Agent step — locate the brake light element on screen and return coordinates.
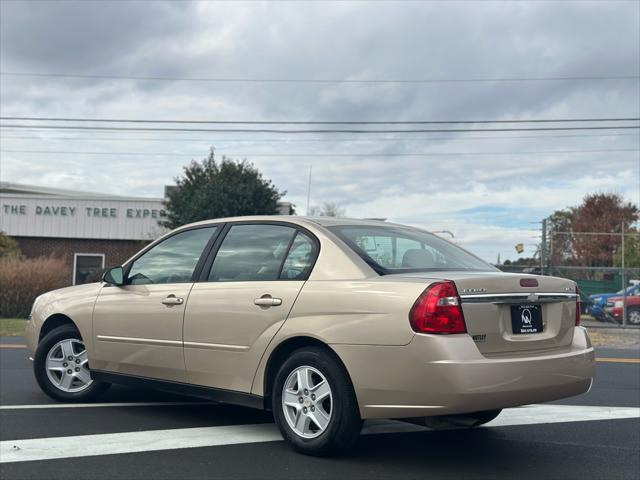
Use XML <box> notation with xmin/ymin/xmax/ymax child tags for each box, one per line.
<box><xmin>575</xmin><ymin>285</ymin><xmax>581</xmax><ymax>326</ymax></box>
<box><xmin>409</xmin><ymin>281</ymin><xmax>467</xmax><ymax>334</ymax></box>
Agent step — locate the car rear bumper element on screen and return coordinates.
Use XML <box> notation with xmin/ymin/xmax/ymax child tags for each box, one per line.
<box><xmin>332</xmin><ymin>326</ymin><xmax>594</xmax><ymax>419</ymax></box>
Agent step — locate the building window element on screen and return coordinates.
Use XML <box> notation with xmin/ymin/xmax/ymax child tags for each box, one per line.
<box><xmin>73</xmin><ymin>254</ymin><xmax>105</xmax><ymax>285</ymax></box>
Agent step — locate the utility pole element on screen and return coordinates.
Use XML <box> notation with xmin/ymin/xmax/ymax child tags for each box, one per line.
<box><xmin>622</xmin><ymin>223</ymin><xmax>627</xmax><ymax>326</ymax></box>
<box><xmin>541</xmin><ymin>218</ymin><xmax>547</xmax><ymax>276</ymax></box>
<box><xmin>549</xmin><ymin>233</ymin><xmax>554</xmax><ymax>277</ymax></box>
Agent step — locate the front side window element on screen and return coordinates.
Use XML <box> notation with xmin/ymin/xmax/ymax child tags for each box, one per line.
<box><xmin>208</xmin><ymin>224</ymin><xmax>300</xmax><ymax>282</ymax></box>
<box><xmin>127</xmin><ymin>227</ymin><xmax>217</xmax><ymax>285</ymax></box>
<box><xmin>329</xmin><ymin>224</ymin><xmax>496</xmax><ymax>274</ymax></box>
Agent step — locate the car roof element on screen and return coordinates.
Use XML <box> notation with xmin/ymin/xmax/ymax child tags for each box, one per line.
<box><xmin>180</xmin><ymin>215</ymin><xmax>391</xmax><ymax>230</ymax></box>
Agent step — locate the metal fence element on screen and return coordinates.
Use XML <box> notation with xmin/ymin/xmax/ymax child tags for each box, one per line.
<box><xmin>497</xmin><ymin>224</ymin><xmax>640</xmax><ymax>327</ymax></box>
<box><xmin>496</xmin><ymin>263</ymin><xmax>640</xmax><ymax>326</ymax></box>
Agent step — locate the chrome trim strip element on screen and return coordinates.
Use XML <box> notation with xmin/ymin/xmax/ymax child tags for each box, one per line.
<box><xmin>95</xmin><ymin>336</ymin><xmax>250</xmax><ymax>351</ymax></box>
<box><xmin>460</xmin><ymin>292</ymin><xmax>578</xmax><ymax>298</ymax></box>
<box><xmin>460</xmin><ymin>292</ymin><xmax>577</xmax><ymax>304</ymax></box>
<box><xmin>364</xmin><ymin>405</ymin><xmax>444</xmax><ymax>409</ymax></box>
<box><xmin>96</xmin><ymin>335</ymin><xmax>182</xmax><ymax>347</ymax></box>
<box><xmin>537</xmin><ymin>293</ymin><xmax>578</xmax><ymax>297</ymax></box>
<box><xmin>183</xmin><ymin>341</ymin><xmax>250</xmax><ymax>351</ymax></box>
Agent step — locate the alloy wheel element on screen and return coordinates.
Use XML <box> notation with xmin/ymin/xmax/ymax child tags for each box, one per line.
<box><xmin>282</xmin><ymin>365</ymin><xmax>333</xmax><ymax>438</ymax></box>
<box><xmin>45</xmin><ymin>338</ymin><xmax>93</xmax><ymax>392</ymax></box>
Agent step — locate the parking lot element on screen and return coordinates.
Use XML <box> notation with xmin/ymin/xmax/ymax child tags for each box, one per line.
<box><xmin>0</xmin><ymin>335</ymin><xmax>638</xmax><ymax>480</ymax></box>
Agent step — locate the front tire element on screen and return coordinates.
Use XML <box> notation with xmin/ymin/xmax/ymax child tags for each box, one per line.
<box><xmin>272</xmin><ymin>346</ymin><xmax>362</xmax><ymax>456</ymax></box>
<box><xmin>34</xmin><ymin>324</ymin><xmax>109</xmax><ymax>402</ymax></box>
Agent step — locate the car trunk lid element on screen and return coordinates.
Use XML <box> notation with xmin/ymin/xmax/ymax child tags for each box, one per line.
<box><xmin>390</xmin><ymin>271</ymin><xmax>577</xmax><ymax>355</ymax></box>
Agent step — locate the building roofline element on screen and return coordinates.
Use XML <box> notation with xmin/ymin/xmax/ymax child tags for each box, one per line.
<box><xmin>0</xmin><ymin>182</ymin><xmax>164</xmax><ymax>201</ymax></box>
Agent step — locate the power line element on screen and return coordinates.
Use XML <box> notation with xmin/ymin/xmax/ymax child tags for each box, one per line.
<box><xmin>1</xmin><ymin>72</ymin><xmax>638</xmax><ymax>84</ymax></box>
<box><xmin>2</xmin><ymin>116</ymin><xmax>638</xmax><ymax>125</ymax></box>
<box><xmin>2</xmin><ymin>132</ymin><xmax>638</xmax><ymax>143</ymax></box>
<box><xmin>1</xmin><ymin>124</ymin><xmax>638</xmax><ymax>134</ymax></box>
<box><xmin>2</xmin><ymin>148</ymin><xmax>637</xmax><ymax>157</ymax></box>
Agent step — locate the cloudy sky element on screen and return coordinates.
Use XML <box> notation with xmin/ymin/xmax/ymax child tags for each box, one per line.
<box><xmin>1</xmin><ymin>0</ymin><xmax>639</xmax><ymax>262</ymax></box>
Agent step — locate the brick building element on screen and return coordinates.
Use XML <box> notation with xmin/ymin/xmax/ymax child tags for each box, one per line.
<box><xmin>1</xmin><ymin>182</ymin><xmax>294</xmax><ymax>286</ymax></box>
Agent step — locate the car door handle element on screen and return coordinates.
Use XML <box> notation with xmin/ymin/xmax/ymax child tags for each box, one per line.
<box><xmin>162</xmin><ymin>295</ymin><xmax>184</xmax><ymax>306</ymax></box>
<box><xmin>254</xmin><ymin>296</ymin><xmax>282</xmax><ymax>307</ymax></box>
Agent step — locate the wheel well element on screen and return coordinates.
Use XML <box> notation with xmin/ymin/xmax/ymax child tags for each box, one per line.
<box><xmin>39</xmin><ymin>314</ymin><xmax>78</xmax><ymax>342</ymax></box>
<box><xmin>262</xmin><ymin>336</ymin><xmax>350</xmax><ymax>409</ymax></box>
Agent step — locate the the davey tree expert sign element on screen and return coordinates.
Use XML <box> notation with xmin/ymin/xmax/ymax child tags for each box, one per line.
<box><xmin>2</xmin><ymin>203</ymin><xmax>166</xmax><ymax>219</ymax></box>
<box><xmin>0</xmin><ymin>194</ymin><xmax>168</xmax><ymax>240</ymax></box>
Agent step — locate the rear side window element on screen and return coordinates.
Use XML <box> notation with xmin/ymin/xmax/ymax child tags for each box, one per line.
<box><xmin>280</xmin><ymin>232</ymin><xmax>315</xmax><ymax>280</ymax></box>
<box><xmin>208</xmin><ymin>224</ymin><xmax>297</xmax><ymax>282</ymax></box>
<box><xmin>329</xmin><ymin>224</ymin><xmax>496</xmax><ymax>274</ymax></box>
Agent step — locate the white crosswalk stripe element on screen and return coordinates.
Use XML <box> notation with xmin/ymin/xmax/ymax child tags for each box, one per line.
<box><xmin>1</xmin><ymin>404</ymin><xmax>638</xmax><ymax>464</ymax></box>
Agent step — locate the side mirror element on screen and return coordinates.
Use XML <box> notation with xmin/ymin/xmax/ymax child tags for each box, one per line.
<box><xmin>102</xmin><ymin>266</ymin><xmax>124</xmax><ymax>286</ymax></box>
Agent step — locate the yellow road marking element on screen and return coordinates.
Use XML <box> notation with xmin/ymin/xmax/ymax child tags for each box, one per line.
<box><xmin>0</xmin><ymin>344</ymin><xmax>27</xmax><ymax>349</ymax></box>
<box><xmin>596</xmin><ymin>357</ymin><xmax>640</xmax><ymax>364</ymax></box>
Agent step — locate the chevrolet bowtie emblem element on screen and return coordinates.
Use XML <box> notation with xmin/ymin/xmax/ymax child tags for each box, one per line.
<box><xmin>527</xmin><ymin>293</ymin><xmax>539</xmax><ymax>302</ymax></box>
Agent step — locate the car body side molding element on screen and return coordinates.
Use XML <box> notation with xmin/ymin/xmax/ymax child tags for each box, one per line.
<box><xmin>91</xmin><ymin>370</ymin><xmax>266</xmax><ymax>411</ymax></box>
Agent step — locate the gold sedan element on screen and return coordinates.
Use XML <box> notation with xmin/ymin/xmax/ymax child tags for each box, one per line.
<box><xmin>26</xmin><ymin>216</ymin><xmax>594</xmax><ymax>456</ymax></box>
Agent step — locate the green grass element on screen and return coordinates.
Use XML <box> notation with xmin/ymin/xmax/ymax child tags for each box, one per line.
<box><xmin>0</xmin><ymin>318</ymin><xmax>27</xmax><ymax>337</ymax></box>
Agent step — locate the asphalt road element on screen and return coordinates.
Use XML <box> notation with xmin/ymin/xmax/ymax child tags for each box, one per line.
<box><xmin>0</xmin><ymin>337</ymin><xmax>638</xmax><ymax>480</ymax></box>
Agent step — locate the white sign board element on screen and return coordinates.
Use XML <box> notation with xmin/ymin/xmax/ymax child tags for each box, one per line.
<box><xmin>0</xmin><ymin>194</ymin><xmax>168</xmax><ymax>240</ymax></box>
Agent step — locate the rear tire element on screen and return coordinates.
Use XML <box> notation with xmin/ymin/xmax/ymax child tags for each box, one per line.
<box><xmin>272</xmin><ymin>346</ymin><xmax>363</xmax><ymax>456</ymax></box>
<box><xmin>420</xmin><ymin>409</ymin><xmax>502</xmax><ymax>429</ymax></box>
<box><xmin>34</xmin><ymin>324</ymin><xmax>110</xmax><ymax>402</ymax></box>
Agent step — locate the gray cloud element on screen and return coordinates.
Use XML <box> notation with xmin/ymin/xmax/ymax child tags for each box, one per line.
<box><xmin>1</xmin><ymin>0</ymin><xmax>638</xmax><ymax>261</ymax></box>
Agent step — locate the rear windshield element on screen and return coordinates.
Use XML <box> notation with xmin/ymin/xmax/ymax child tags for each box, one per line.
<box><xmin>328</xmin><ymin>224</ymin><xmax>497</xmax><ymax>274</ymax></box>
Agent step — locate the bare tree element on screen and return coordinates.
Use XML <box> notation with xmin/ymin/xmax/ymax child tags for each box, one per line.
<box><xmin>308</xmin><ymin>202</ymin><xmax>346</xmax><ymax>217</ymax></box>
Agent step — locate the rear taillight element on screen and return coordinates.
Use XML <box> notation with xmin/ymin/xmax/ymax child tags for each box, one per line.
<box><xmin>409</xmin><ymin>281</ymin><xmax>467</xmax><ymax>334</ymax></box>
<box><xmin>575</xmin><ymin>285</ymin><xmax>581</xmax><ymax>326</ymax></box>
<box><xmin>520</xmin><ymin>278</ymin><xmax>539</xmax><ymax>287</ymax></box>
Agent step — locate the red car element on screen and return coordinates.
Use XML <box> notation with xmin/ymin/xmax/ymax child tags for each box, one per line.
<box><xmin>604</xmin><ymin>294</ymin><xmax>640</xmax><ymax>324</ymax></box>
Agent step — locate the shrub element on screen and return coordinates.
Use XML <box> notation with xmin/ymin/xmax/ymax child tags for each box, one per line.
<box><xmin>0</xmin><ymin>232</ymin><xmax>21</xmax><ymax>258</ymax></box>
<box><xmin>0</xmin><ymin>256</ymin><xmax>69</xmax><ymax>318</ymax></box>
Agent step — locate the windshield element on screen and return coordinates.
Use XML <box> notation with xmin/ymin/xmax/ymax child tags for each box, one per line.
<box><xmin>328</xmin><ymin>224</ymin><xmax>498</xmax><ymax>274</ymax></box>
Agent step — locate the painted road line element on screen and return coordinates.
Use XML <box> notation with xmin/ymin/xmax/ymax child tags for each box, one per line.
<box><xmin>489</xmin><ymin>404</ymin><xmax>640</xmax><ymax>428</ymax></box>
<box><xmin>1</xmin><ymin>404</ymin><xmax>638</xmax><ymax>464</ymax></box>
<box><xmin>595</xmin><ymin>357</ymin><xmax>640</xmax><ymax>364</ymax></box>
<box><xmin>1</xmin><ymin>423</ymin><xmax>281</xmax><ymax>464</ymax></box>
<box><xmin>0</xmin><ymin>401</ymin><xmax>216</xmax><ymax>411</ymax></box>
<box><xmin>0</xmin><ymin>344</ymin><xmax>27</xmax><ymax>349</ymax></box>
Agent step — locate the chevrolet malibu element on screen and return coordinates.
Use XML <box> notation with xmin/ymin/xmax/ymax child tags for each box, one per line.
<box><xmin>26</xmin><ymin>217</ymin><xmax>595</xmax><ymax>455</ymax></box>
